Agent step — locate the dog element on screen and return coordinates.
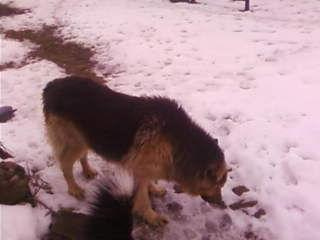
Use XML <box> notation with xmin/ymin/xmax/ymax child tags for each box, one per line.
<box><xmin>83</xmin><ymin>170</ymin><xmax>134</xmax><ymax>240</ymax></box>
<box><xmin>43</xmin><ymin>76</ymin><xmax>228</xmax><ymax>226</ymax></box>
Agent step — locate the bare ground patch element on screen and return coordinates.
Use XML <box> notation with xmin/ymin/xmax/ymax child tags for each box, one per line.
<box><xmin>0</xmin><ymin>59</ymin><xmax>31</xmax><ymax>72</ymax></box>
<box><xmin>3</xmin><ymin>25</ymin><xmax>106</xmax><ymax>82</ymax></box>
<box><xmin>0</xmin><ymin>3</ymin><xmax>28</xmax><ymax>17</ymax></box>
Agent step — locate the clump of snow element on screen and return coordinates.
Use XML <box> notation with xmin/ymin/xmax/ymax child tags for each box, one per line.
<box><xmin>0</xmin><ymin>36</ymin><xmax>34</xmax><ymax>66</ymax></box>
<box><xmin>1</xmin><ymin>205</ymin><xmax>50</xmax><ymax>240</ymax></box>
<box><xmin>0</xmin><ymin>0</ymin><xmax>62</xmax><ymax>31</ymax></box>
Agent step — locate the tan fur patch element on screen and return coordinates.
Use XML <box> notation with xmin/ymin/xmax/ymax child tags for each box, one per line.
<box><xmin>123</xmin><ymin>127</ymin><xmax>173</xmax><ymax>181</ymax></box>
<box><xmin>45</xmin><ymin>113</ymin><xmax>88</xmax><ymax>159</ymax></box>
<box><xmin>216</xmin><ymin>161</ymin><xmax>228</xmax><ymax>182</ymax></box>
<box><xmin>121</xmin><ymin>122</ymin><xmax>173</xmax><ymax>226</ymax></box>
<box><xmin>45</xmin><ymin>113</ymin><xmax>92</xmax><ymax>199</ymax></box>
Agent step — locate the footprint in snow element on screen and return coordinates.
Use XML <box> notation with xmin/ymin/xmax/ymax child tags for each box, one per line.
<box><xmin>163</xmin><ymin>59</ymin><xmax>173</xmax><ymax>66</ymax></box>
<box><xmin>239</xmin><ymin>80</ymin><xmax>255</xmax><ymax>90</ymax></box>
<box><xmin>183</xmin><ymin>228</ymin><xmax>198</xmax><ymax>239</ymax></box>
<box><xmin>28</xmin><ymin>141</ymin><xmax>39</xmax><ymax>149</ymax></box>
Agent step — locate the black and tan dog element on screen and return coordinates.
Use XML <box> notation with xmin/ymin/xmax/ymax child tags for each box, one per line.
<box><xmin>43</xmin><ymin>76</ymin><xmax>228</xmax><ymax>226</ymax></box>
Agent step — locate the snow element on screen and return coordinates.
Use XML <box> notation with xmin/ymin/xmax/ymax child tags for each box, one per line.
<box><xmin>0</xmin><ymin>205</ymin><xmax>50</xmax><ymax>240</ymax></box>
<box><xmin>0</xmin><ymin>36</ymin><xmax>34</xmax><ymax>66</ymax></box>
<box><xmin>1</xmin><ymin>0</ymin><xmax>320</xmax><ymax>239</ymax></box>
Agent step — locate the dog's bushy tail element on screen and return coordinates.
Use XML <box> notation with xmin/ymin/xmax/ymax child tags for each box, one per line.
<box><xmin>84</xmin><ymin>169</ymin><xmax>135</xmax><ymax>240</ymax></box>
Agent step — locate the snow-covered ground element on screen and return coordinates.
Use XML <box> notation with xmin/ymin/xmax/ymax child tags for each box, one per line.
<box><xmin>1</xmin><ymin>0</ymin><xmax>320</xmax><ymax>239</ymax></box>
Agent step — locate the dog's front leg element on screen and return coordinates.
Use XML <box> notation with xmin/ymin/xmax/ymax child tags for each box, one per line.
<box><xmin>133</xmin><ymin>179</ymin><xmax>168</xmax><ymax>227</ymax></box>
<box><xmin>149</xmin><ymin>181</ymin><xmax>167</xmax><ymax>197</ymax></box>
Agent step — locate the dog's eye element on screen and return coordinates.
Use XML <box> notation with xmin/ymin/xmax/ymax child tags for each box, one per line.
<box><xmin>218</xmin><ymin>172</ymin><xmax>227</xmax><ymax>185</ymax></box>
<box><xmin>205</xmin><ymin>169</ymin><xmax>216</xmax><ymax>181</ymax></box>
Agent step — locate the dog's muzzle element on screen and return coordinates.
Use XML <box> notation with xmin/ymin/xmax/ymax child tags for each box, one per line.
<box><xmin>201</xmin><ymin>193</ymin><xmax>227</xmax><ymax>209</ymax></box>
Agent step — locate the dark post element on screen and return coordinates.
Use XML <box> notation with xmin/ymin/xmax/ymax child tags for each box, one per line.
<box><xmin>244</xmin><ymin>0</ymin><xmax>250</xmax><ymax>11</ymax></box>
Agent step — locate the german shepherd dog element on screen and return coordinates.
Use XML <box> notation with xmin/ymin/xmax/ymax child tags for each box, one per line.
<box><xmin>43</xmin><ymin>76</ymin><xmax>228</xmax><ymax>226</ymax></box>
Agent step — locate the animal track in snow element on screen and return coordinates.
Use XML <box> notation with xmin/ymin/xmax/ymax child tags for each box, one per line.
<box><xmin>217</xmin><ymin>125</ymin><xmax>231</xmax><ymax>136</ymax></box>
<box><xmin>239</xmin><ymin>79</ymin><xmax>255</xmax><ymax>90</ymax></box>
<box><xmin>27</xmin><ymin>141</ymin><xmax>39</xmax><ymax>149</ymax></box>
<box><xmin>281</xmin><ymin>161</ymin><xmax>298</xmax><ymax>186</ymax></box>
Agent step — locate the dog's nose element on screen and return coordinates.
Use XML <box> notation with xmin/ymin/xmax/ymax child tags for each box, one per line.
<box><xmin>201</xmin><ymin>194</ymin><xmax>220</xmax><ymax>203</ymax></box>
<box><xmin>201</xmin><ymin>193</ymin><xmax>227</xmax><ymax>209</ymax></box>
<box><xmin>173</xmin><ymin>184</ymin><xmax>183</xmax><ymax>193</ymax></box>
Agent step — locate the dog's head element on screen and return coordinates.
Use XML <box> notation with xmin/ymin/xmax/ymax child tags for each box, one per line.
<box><xmin>174</xmin><ymin>138</ymin><xmax>228</xmax><ymax>207</ymax></box>
<box><xmin>179</xmin><ymin>159</ymin><xmax>227</xmax><ymax>205</ymax></box>
<box><xmin>198</xmin><ymin>160</ymin><xmax>228</xmax><ymax>205</ymax></box>
<box><xmin>166</xmin><ymin>106</ymin><xmax>228</xmax><ymax>206</ymax></box>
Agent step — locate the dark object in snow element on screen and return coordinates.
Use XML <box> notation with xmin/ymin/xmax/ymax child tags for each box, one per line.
<box><xmin>219</xmin><ymin>213</ymin><xmax>232</xmax><ymax>231</ymax></box>
<box><xmin>167</xmin><ymin>201</ymin><xmax>183</xmax><ymax>212</ymax></box>
<box><xmin>166</xmin><ymin>201</ymin><xmax>187</xmax><ymax>222</ymax></box>
<box><xmin>201</xmin><ymin>235</ymin><xmax>211</xmax><ymax>240</ymax></box>
<box><xmin>0</xmin><ymin>3</ymin><xmax>27</xmax><ymax>17</ymax></box>
<box><xmin>0</xmin><ymin>161</ymin><xmax>32</xmax><ymax>205</ymax></box>
<box><xmin>204</xmin><ymin>214</ymin><xmax>232</xmax><ymax>234</ymax></box>
<box><xmin>244</xmin><ymin>231</ymin><xmax>260</xmax><ymax>240</ymax></box>
<box><xmin>0</xmin><ymin>106</ymin><xmax>17</xmax><ymax>123</ymax></box>
<box><xmin>132</xmin><ymin>224</ymin><xmax>164</xmax><ymax>240</ymax></box>
<box><xmin>169</xmin><ymin>0</ymin><xmax>198</xmax><ymax>4</ymax></box>
<box><xmin>183</xmin><ymin>228</ymin><xmax>197</xmax><ymax>239</ymax></box>
<box><xmin>234</xmin><ymin>0</ymin><xmax>250</xmax><ymax>12</ymax></box>
<box><xmin>47</xmin><ymin>210</ymin><xmax>89</xmax><ymax>240</ymax></box>
<box><xmin>244</xmin><ymin>0</ymin><xmax>250</xmax><ymax>11</ymax></box>
<box><xmin>232</xmin><ymin>185</ymin><xmax>250</xmax><ymax>196</ymax></box>
<box><xmin>253</xmin><ymin>208</ymin><xmax>266</xmax><ymax>219</ymax></box>
<box><xmin>205</xmin><ymin>219</ymin><xmax>217</xmax><ymax>233</ymax></box>
<box><xmin>229</xmin><ymin>199</ymin><xmax>258</xmax><ymax>210</ymax></box>
<box><xmin>0</xmin><ymin>142</ymin><xmax>13</xmax><ymax>159</ymax></box>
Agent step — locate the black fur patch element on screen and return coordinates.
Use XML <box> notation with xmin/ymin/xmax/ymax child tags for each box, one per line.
<box><xmin>84</xmin><ymin>185</ymin><xmax>133</xmax><ymax>240</ymax></box>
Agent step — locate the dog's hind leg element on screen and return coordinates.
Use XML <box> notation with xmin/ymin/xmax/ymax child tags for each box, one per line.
<box><xmin>45</xmin><ymin>114</ymin><xmax>88</xmax><ymax>200</ymax></box>
<box><xmin>80</xmin><ymin>152</ymin><xmax>98</xmax><ymax>180</ymax></box>
<box><xmin>59</xmin><ymin>145</ymin><xmax>87</xmax><ymax>199</ymax></box>
<box><xmin>133</xmin><ymin>180</ymin><xmax>168</xmax><ymax>226</ymax></box>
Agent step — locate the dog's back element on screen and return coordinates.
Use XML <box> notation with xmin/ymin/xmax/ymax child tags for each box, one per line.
<box><xmin>43</xmin><ymin>76</ymin><xmax>145</xmax><ymax>160</ymax></box>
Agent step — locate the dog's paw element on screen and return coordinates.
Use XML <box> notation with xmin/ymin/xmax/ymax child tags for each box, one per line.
<box><xmin>83</xmin><ymin>168</ymin><xmax>98</xmax><ymax>180</ymax></box>
<box><xmin>68</xmin><ymin>185</ymin><xmax>85</xmax><ymax>200</ymax></box>
<box><xmin>149</xmin><ymin>184</ymin><xmax>167</xmax><ymax>198</ymax></box>
<box><xmin>133</xmin><ymin>209</ymin><xmax>168</xmax><ymax>227</ymax></box>
<box><xmin>144</xmin><ymin>211</ymin><xmax>168</xmax><ymax>227</ymax></box>
<box><xmin>148</xmin><ymin>213</ymin><xmax>169</xmax><ymax>227</ymax></box>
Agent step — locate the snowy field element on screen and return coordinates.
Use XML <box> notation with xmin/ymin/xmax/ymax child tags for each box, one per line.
<box><xmin>1</xmin><ymin>0</ymin><xmax>320</xmax><ymax>239</ymax></box>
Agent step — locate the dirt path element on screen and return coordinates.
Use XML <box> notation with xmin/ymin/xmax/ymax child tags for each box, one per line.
<box><xmin>1</xmin><ymin>3</ymin><xmax>106</xmax><ymax>82</ymax></box>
